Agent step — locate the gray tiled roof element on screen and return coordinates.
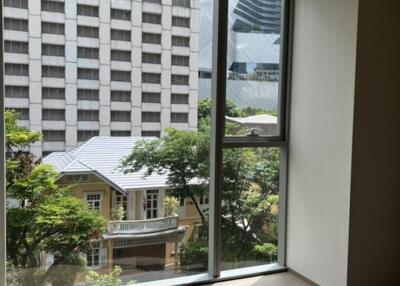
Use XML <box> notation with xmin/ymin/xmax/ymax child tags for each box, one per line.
<box><xmin>43</xmin><ymin>137</ymin><xmax>169</xmax><ymax>192</ymax></box>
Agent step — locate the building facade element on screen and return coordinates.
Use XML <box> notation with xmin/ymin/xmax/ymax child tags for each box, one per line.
<box><xmin>231</xmin><ymin>0</ymin><xmax>281</xmax><ymax>33</ymax></box>
<box><xmin>43</xmin><ymin>136</ymin><xmax>206</xmax><ymax>279</ymax></box>
<box><xmin>3</xmin><ymin>0</ymin><xmax>199</xmax><ymax>157</ymax></box>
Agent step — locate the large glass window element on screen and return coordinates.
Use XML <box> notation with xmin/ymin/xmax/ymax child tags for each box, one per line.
<box><xmin>2</xmin><ymin>0</ymin><xmax>289</xmax><ymax>284</ymax></box>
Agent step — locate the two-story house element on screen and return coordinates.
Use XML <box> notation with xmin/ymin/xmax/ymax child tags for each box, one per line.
<box><xmin>43</xmin><ymin>136</ymin><xmax>208</xmax><ymax>276</ymax></box>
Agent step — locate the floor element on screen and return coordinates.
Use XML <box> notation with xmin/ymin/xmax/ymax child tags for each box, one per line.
<box><xmin>206</xmin><ymin>272</ymin><xmax>312</xmax><ymax>286</ymax></box>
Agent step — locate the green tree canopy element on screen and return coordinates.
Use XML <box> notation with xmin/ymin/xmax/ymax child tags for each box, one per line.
<box><xmin>122</xmin><ymin>128</ymin><xmax>210</xmax><ymax>223</ymax></box>
<box><xmin>5</xmin><ymin>110</ymin><xmax>105</xmax><ymax>285</ymax></box>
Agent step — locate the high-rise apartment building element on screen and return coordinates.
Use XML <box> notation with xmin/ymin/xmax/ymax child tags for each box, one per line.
<box><xmin>231</xmin><ymin>0</ymin><xmax>281</xmax><ymax>33</ymax></box>
<box><xmin>3</xmin><ymin>0</ymin><xmax>199</xmax><ymax>157</ymax></box>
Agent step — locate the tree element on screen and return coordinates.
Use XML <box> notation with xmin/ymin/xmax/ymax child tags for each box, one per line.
<box><xmin>122</xmin><ymin>129</ymin><xmax>210</xmax><ymax>224</ymax></box>
<box><xmin>85</xmin><ymin>266</ymin><xmax>135</xmax><ymax>286</ymax></box>
<box><xmin>198</xmin><ymin>98</ymin><xmax>241</xmax><ymax>122</ymax></box>
<box><xmin>5</xmin><ymin>110</ymin><xmax>105</xmax><ymax>285</ymax></box>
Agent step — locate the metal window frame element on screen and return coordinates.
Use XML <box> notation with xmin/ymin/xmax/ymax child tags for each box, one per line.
<box><xmin>208</xmin><ymin>0</ymin><xmax>294</xmax><ymax>280</ymax></box>
<box><xmin>0</xmin><ymin>0</ymin><xmax>293</xmax><ymax>284</ymax></box>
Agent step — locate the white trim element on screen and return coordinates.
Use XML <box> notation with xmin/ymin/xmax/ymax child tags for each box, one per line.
<box><xmin>84</xmin><ymin>191</ymin><xmax>103</xmax><ymax>211</ymax></box>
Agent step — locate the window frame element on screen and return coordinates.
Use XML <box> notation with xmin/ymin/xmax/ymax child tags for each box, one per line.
<box><xmin>207</xmin><ymin>0</ymin><xmax>293</xmax><ymax>280</ymax></box>
<box><xmin>0</xmin><ymin>0</ymin><xmax>294</xmax><ymax>283</ymax></box>
<box><xmin>84</xmin><ymin>192</ymin><xmax>103</xmax><ymax>211</ymax></box>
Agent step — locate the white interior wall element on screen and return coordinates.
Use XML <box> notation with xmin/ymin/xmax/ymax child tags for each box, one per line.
<box><xmin>286</xmin><ymin>0</ymin><xmax>358</xmax><ymax>285</ymax></box>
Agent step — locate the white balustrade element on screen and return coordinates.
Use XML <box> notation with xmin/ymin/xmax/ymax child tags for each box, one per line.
<box><xmin>107</xmin><ymin>216</ymin><xmax>179</xmax><ymax>234</ymax></box>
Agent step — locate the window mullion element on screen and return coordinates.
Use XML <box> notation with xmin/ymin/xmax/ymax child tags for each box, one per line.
<box><xmin>209</xmin><ymin>0</ymin><xmax>229</xmax><ymax>278</ymax></box>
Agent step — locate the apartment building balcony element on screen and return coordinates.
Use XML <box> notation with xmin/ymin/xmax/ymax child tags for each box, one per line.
<box><xmin>107</xmin><ymin>216</ymin><xmax>179</xmax><ymax>236</ymax></box>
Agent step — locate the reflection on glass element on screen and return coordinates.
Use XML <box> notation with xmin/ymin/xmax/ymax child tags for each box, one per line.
<box><xmin>224</xmin><ymin>0</ymin><xmax>282</xmax><ymax>137</ymax></box>
<box><xmin>221</xmin><ymin>148</ymin><xmax>280</xmax><ymax>270</ymax></box>
<box><xmin>5</xmin><ymin>0</ymin><xmax>211</xmax><ymax>283</ymax></box>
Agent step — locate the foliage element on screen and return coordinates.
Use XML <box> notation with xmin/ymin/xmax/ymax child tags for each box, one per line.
<box><xmin>5</xmin><ymin>110</ymin><xmax>41</xmax><ymax>153</ymax></box>
<box><xmin>179</xmin><ymin>239</ymin><xmax>208</xmax><ymax>271</ymax></box>
<box><xmin>6</xmin><ymin>261</ymin><xmax>22</xmax><ymax>286</ymax></box>
<box><xmin>5</xmin><ymin>110</ymin><xmax>105</xmax><ymax>285</ymax></box>
<box><xmin>122</xmin><ymin>128</ymin><xmax>210</xmax><ymax>223</ymax></box>
<box><xmin>164</xmin><ymin>196</ymin><xmax>179</xmax><ymax>216</ymax></box>
<box><xmin>85</xmin><ymin>266</ymin><xmax>135</xmax><ymax>286</ymax></box>
<box><xmin>239</xmin><ymin>106</ymin><xmax>278</xmax><ymax>117</ymax></box>
<box><xmin>253</xmin><ymin>243</ymin><xmax>278</xmax><ymax>260</ymax></box>
<box><xmin>111</xmin><ymin>205</ymin><xmax>125</xmax><ymax>221</ymax></box>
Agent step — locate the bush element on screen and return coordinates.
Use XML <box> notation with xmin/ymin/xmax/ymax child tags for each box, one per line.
<box><xmin>253</xmin><ymin>243</ymin><xmax>277</xmax><ymax>261</ymax></box>
<box><xmin>179</xmin><ymin>240</ymin><xmax>208</xmax><ymax>271</ymax></box>
<box><xmin>85</xmin><ymin>266</ymin><xmax>135</xmax><ymax>286</ymax></box>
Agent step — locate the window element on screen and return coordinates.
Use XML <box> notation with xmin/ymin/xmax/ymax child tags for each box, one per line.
<box><xmin>142</xmin><ymin>92</ymin><xmax>161</xmax><ymax>103</ymax></box>
<box><xmin>199</xmin><ymin>70</ymin><xmax>212</xmax><ymax>79</ymax></box>
<box><xmin>77</xmin><ymin>89</ymin><xmax>99</xmax><ymax>101</ymax></box>
<box><xmin>199</xmin><ymin>195</ymin><xmax>208</xmax><ymax>205</ymax></box>
<box><xmin>6</xmin><ymin>108</ymin><xmax>29</xmax><ymax>120</ymax></box>
<box><xmin>143</xmin><ymin>0</ymin><xmax>161</xmax><ymax>4</ymax></box>
<box><xmin>86</xmin><ymin>241</ymin><xmax>100</xmax><ymax>267</ymax></box>
<box><xmin>77</xmin><ymin>110</ymin><xmax>99</xmax><ymax>121</ymax></box>
<box><xmin>85</xmin><ymin>193</ymin><xmax>102</xmax><ymax>211</ymax></box>
<box><xmin>171</xmin><ymin>93</ymin><xmax>189</xmax><ymax>104</ymax></box>
<box><xmin>2</xmin><ymin>0</ymin><xmax>289</xmax><ymax>282</ymax></box>
<box><xmin>141</xmin><ymin>130</ymin><xmax>160</xmax><ymax>137</ymax></box>
<box><xmin>42</xmin><ymin>66</ymin><xmax>65</xmax><ymax>78</ymax></box>
<box><xmin>111</xmin><ymin>29</ymin><xmax>131</xmax><ymax>41</ymax></box>
<box><xmin>146</xmin><ymin>190</ymin><xmax>159</xmax><ymax>219</ymax></box>
<box><xmin>111</xmin><ymin>8</ymin><xmax>131</xmax><ymax>21</ymax></box>
<box><xmin>4</xmin><ymin>0</ymin><xmax>28</xmax><ymax>9</ymax></box>
<box><xmin>64</xmin><ymin>174</ymin><xmax>89</xmax><ymax>182</ymax></box>
<box><xmin>172</xmin><ymin>0</ymin><xmax>190</xmax><ymax>8</ymax></box>
<box><xmin>111</xmin><ymin>70</ymin><xmax>131</xmax><ymax>82</ymax></box>
<box><xmin>42</xmin><ymin>130</ymin><xmax>65</xmax><ymax>142</ymax></box>
<box><xmin>77</xmin><ymin>47</ymin><xmax>99</xmax><ymax>59</ymax></box>
<box><xmin>5</xmin><ymin>86</ymin><xmax>29</xmax><ymax>98</ymax></box>
<box><xmin>171</xmin><ymin>74</ymin><xmax>189</xmax><ymax>85</ymax></box>
<box><xmin>111</xmin><ymin>50</ymin><xmax>131</xmax><ymax>62</ymax></box>
<box><xmin>42</xmin><ymin>87</ymin><xmax>65</xmax><ymax>99</ymax></box>
<box><xmin>77</xmin><ymin>4</ymin><xmax>99</xmax><ymax>17</ymax></box>
<box><xmin>172</xmin><ymin>35</ymin><xmax>190</xmax><ymax>47</ymax></box>
<box><xmin>142</xmin><ymin>73</ymin><xmax>161</xmax><ymax>84</ymax></box>
<box><xmin>171</xmin><ymin>112</ymin><xmax>188</xmax><ymax>123</ymax></box>
<box><xmin>111</xmin><ymin>130</ymin><xmax>131</xmax><ymax>137</ymax></box>
<box><xmin>41</xmin><ymin>0</ymin><xmax>64</xmax><ymax>13</ymax></box>
<box><xmin>77</xmin><ymin>68</ymin><xmax>99</xmax><ymax>80</ymax></box>
<box><xmin>42</xmin><ymin>109</ymin><xmax>65</xmax><ymax>121</ymax></box>
<box><xmin>172</xmin><ymin>55</ymin><xmax>190</xmax><ymax>66</ymax></box>
<box><xmin>78</xmin><ymin>130</ymin><xmax>99</xmax><ymax>141</ymax></box>
<box><xmin>4</xmin><ymin>18</ymin><xmax>28</xmax><ymax>31</ymax></box>
<box><xmin>42</xmin><ymin>44</ymin><xmax>65</xmax><ymax>57</ymax></box>
<box><xmin>4</xmin><ymin>41</ymin><xmax>28</xmax><ymax>54</ymax></box>
<box><xmin>115</xmin><ymin>193</ymin><xmax>128</xmax><ymax>219</ymax></box>
<box><xmin>172</xmin><ymin>16</ymin><xmax>190</xmax><ymax>28</ymax></box>
<box><xmin>142</xmin><ymin>112</ymin><xmax>160</xmax><ymax>122</ymax></box>
<box><xmin>42</xmin><ymin>22</ymin><xmax>64</xmax><ymax>35</ymax></box>
<box><xmin>5</xmin><ymin>64</ymin><xmax>29</xmax><ymax>76</ymax></box>
<box><xmin>142</xmin><ymin>32</ymin><xmax>161</xmax><ymax>44</ymax></box>
<box><xmin>77</xmin><ymin>26</ymin><xmax>99</xmax><ymax>38</ymax></box>
<box><xmin>111</xmin><ymin>111</ymin><xmax>131</xmax><ymax>122</ymax></box>
<box><xmin>142</xmin><ymin>53</ymin><xmax>161</xmax><ymax>64</ymax></box>
<box><xmin>142</xmin><ymin>13</ymin><xmax>161</xmax><ymax>24</ymax></box>
<box><xmin>111</xmin><ymin>90</ymin><xmax>131</xmax><ymax>102</ymax></box>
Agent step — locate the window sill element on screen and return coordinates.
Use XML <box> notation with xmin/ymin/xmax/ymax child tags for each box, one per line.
<box><xmin>136</xmin><ymin>263</ymin><xmax>287</xmax><ymax>286</ymax></box>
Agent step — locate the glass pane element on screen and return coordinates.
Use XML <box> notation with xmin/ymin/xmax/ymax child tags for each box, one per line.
<box><xmin>4</xmin><ymin>0</ymin><xmax>212</xmax><ymax>284</ymax></box>
<box><xmin>224</xmin><ymin>0</ymin><xmax>282</xmax><ymax>137</ymax></box>
<box><xmin>222</xmin><ymin>147</ymin><xmax>280</xmax><ymax>270</ymax></box>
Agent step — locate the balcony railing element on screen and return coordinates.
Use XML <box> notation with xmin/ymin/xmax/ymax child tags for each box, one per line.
<box><xmin>107</xmin><ymin>216</ymin><xmax>179</xmax><ymax>234</ymax></box>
